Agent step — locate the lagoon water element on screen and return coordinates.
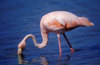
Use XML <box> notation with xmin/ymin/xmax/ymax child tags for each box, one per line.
<box><xmin>0</xmin><ymin>0</ymin><xmax>100</xmax><ymax>65</ymax></box>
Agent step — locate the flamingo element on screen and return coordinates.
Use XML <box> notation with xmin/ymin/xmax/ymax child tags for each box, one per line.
<box><xmin>17</xmin><ymin>11</ymin><xmax>94</xmax><ymax>56</ymax></box>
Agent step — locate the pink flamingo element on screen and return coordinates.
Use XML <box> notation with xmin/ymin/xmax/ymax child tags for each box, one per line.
<box><xmin>17</xmin><ymin>11</ymin><xmax>94</xmax><ymax>56</ymax></box>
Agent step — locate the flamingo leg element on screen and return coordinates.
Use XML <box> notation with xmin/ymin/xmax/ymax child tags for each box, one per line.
<box><xmin>57</xmin><ymin>34</ymin><xmax>62</xmax><ymax>57</ymax></box>
<box><xmin>63</xmin><ymin>33</ymin><xmax>75</xmax><ymax>53</ymax></box>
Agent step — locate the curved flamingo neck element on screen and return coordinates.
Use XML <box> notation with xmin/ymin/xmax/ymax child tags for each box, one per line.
<box><xmin>35</xmin><ymin>32</ymin><xmax>48</xmax><ymax>48</ymax></box>
<box><xmin>24</xmin><ymin>32</ymin><xmax>48</xmax><ymax>48</ymax></box>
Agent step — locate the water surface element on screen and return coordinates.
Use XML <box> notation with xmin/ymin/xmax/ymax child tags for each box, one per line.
<box><xmin>0</xmin><ymin>0</ymin><xmax>100</xmax><ymax>65</ymax></box>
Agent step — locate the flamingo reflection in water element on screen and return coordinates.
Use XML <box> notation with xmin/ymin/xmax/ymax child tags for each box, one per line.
<box><xmin>18</xmin><ymin>54</ymin><xmax>71</xmax><ymax>65</ymax></box>
<box><xmin>18</xmin><ymin>54</ymin><xmax>48</xmax><ymax>65</ymax></box>
<box><xmin>17</xmin><ymin>11</ymin><xmax>94</xmax><ymax>57</ymax></box>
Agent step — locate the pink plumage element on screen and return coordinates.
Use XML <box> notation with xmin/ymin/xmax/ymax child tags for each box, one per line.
<box><xmin>17</xmin><ymin>11</ymin><xmax>94</xmax><ymax>56</ymax></box>
<box><xmin>40</xmin><ymin>11</ymin><xmax>93</xmax><ymax>33</ymax></box>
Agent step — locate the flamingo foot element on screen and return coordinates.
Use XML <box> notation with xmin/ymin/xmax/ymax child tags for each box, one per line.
<box><xmin>71</xmin><ymin>48</ymin><xmax>75</xmax><ymax>54</ymax></box>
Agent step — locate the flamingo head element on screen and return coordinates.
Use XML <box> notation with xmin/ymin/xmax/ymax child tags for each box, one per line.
<box><xmin>17</xmin><ymin>40</ymin><xmax>26</xmax><ymax>55</ymax></box>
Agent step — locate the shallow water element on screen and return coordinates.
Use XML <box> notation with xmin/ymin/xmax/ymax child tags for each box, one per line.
<box><xmin>0</xmin><ymin>0</ymin><xmax>100</xmax><ymax>65</ymax></box>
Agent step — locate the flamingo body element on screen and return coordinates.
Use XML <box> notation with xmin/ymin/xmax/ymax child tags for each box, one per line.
<box><xmin>40</xmin><ymin>11</ymin><xmax>93</xmax><ymax>34</ymax></box>
<box><xmin>17</xmin><ymin>11</ymin><xmax>94</xmax><ymax>56</ymax></box>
